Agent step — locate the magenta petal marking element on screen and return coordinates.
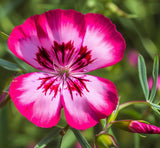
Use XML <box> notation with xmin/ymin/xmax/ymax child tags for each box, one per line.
<box><xmin>9</xmin><ymin>72</ymin><xmax>62</xmax><ymax>128</ymax></box>
<box><xmin>129</xmin><ymin>121</ymin><xmax>160</xmax><ymax>134</ymax></box>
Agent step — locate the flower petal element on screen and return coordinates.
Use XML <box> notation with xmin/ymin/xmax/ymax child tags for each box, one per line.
<box><xmin>8</xmin><ymin>10</ymin><xmax>86</xmax><ymax>71</ymax></box>
<box><xmin>61</xmin><ymin>75</ymin><xmax>118</xmax><ymax>130</ymax></box>
<box><xmin>37</xmin><ymin>9</ymin><xmax>85</xmax><ymax>50</ymax></box>
<box><xmin>61</xmin><ymin>89</ymin><xmax>99</xmax><ymax>130</ymax></box>
<box><xmin>83</xmin><ymin>75</ymin><xmax>118</xmax><ymax>117</ymax></box>
<box><xmin>8</xmin><ymin>15</ymin><xmax>53</xmax><ymax>72</ymax></box>
<box><xmin>9</xmin><ymin>72</ymin><xmax>62</xmax><ymax>128</ymax></box>
<box><xmin>82</xmin><ymin>13</ymin><xmax>126</xmax><ymax>72</ymax></box>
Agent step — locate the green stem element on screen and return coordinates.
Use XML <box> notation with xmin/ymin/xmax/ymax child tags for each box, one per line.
<box><xmin>134</xmin><ymin>134</ymin><xmax>140</xmax><ymax>148</ymax></box>
<box><xmin>55</xmin><ymin>124</ymin><xmax>64</xmax><ymax>129</ymax></box>
<box><xmin>118</xmin><ymin>100</ymin><xmax>150</xmax><ymax>111</ymax></box>
<box><xmin>105</xmin><ymin>101</ymin><xmax>150</xmax><ymax>131</ymax></box>
<box><xmin>141</xmin><ymin>107</ymin><xmax>152</xmax><ymax>119</ymax></box>
<box><xmin>0</xmin><ymin>31</ymin><xmax>9</xmax><ymax>40</ymax></box>
<box><xmin>58</xmin><ymin>124</ymin><xmax>70</xmax><ymax>147</ymax></box>
<box><xmin>59</xmin><ymin>124</ymin><xmax>70</xmax><ymax>136</ymax></box>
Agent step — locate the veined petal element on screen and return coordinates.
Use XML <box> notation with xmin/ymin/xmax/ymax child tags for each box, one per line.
<box><xmin>9</xmin><ymin>72</ymin><xmax>62</xmax><ymax>128</ymax></box>
<box><xmin>82</xmin><ymin>13</ymin><xmax>126</xmax><ymax>72</ymax></box>
<box><xmin>8</xmin><ymin>15</ymin><xmax>54</xmax><ymax>72</ymax></box>
<box><xmin>61</xmin><ymin>89</ymin><xmax>99</xmax><ymax>130</ymax></box>
<box><xmin>83</xmin><ymin>75</ymin><xmax>118</xmax><ymax>117</ymax></box>
<box><xmin>8</xmin><ymin>10</ymin><xmax>86</xmax><ymax>71</ymax></box>
<box><xmin>61</xmin><ymin>75</ymin><xmax>118</xmax><ymax>130</ymax></box>
<box><xmin>37</xmin><ymin>9</ymin><xmax>85</xmax><ymax>50</ymax></box>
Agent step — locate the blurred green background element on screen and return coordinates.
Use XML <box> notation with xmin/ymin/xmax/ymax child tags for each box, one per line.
<box><xmin>0</xmin><ymin>0</ymin><xmax>160</xmax><ymax>147</ymax></box>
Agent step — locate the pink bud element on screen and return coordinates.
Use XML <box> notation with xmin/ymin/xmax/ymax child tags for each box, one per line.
<box><xmin>148</xmin><ymin>75</ymin><xmax>160</xmax><ymax>90</ymax></box>
<box><xmin>127</xmin><ymin>50</ymin><xmax>138</xmax><ymax>67</ymax></box>
<box><xmin>75</xmin><ymin>143</ymin><xmax>82</xmax><ymax>148</ymax></box>
<box><xmin>113</xmin><ymin>120</ymin><xmax>160</xmax><ymax>134</ymax></box>
<box><xmin>129</xmin><ymin>121</ymin><xmax>160</xmax><ymax>134</ymax></box>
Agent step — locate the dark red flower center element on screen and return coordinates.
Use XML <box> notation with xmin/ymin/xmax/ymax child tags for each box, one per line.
<box><xmin>36</xmin><ymin>41</ymin><xmax>94</xmax><ymax>98</ymax></box>
<box><xmin>35</xmin><ymin>41</ymin><xmax>94</xmax><ymax>73</ymax></box>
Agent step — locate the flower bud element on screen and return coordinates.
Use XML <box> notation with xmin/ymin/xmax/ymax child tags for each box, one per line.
<box><xmin>95</xmin><ymin>134</ymin><xmax>119</xmax><ymax>148</ymax></box>
<box><xmin>127</xmin><ymin>50</ymin><xmax>138</xmax><ymax>67</ymax></box>
<box><xmin>129</xmin><ymin>120</ymin><xmax>160</xmax><ymax>134</ymax></box>
<box><xmin>112</xmin><ymin>120</ymin><xmax>160</xmax><ymax>134</ymax></box>
<box><xmin>112</xmin><ymin>120</ymin><xmax>132</xmax><ymax>132</ymax></box>
<box><xmin>148</xmin><ymin>75</ymin><xmax>160</xmax><ymax>91</ymax></box>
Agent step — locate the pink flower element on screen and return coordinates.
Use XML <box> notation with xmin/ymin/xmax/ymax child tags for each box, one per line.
<box><xmin>126</xmin><ymin>49</ymin><xmax>138</xmax><ymax>67</ymax></box>
<box><xmin>8</xmin><ymin>9</ymin><xmax>126</xmax><ymax>130</ymax></box>
<box><xmin>75</xmin><ymin>143</ymin><xmax>82</xmax><ymax>148</ymax></box>
<box><xmin>148</xmin><ymin>75</ymin><xmax>160</xmax><ymax>90</ymax></box>
<box><xmin>113</xmin><ymin>120</ymin><xmax>160</xmax><ymax>134</ymax></box>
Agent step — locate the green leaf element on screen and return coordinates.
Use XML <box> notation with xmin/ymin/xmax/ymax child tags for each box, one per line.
<box><xmin>138</xmin><ymin>55</ymin><xmax>149</xmax><ymax>101</ymax></box>
<box><xmin>152</xmin><ymin>107</ymin><xmax>160</xmax><ymax>117</ymax></box>
<box><xmin>149</xmin><ymin>55</ymin><xmax>159</xmax><ymax>102</ymax></box>
<box><xmin>0</xmin><ymin>59</ymin><xmax>21</xmax><ymax>71</ymax></box>
<box><xmin>71</xmin><ymin>128</ymin><xmax>91</xmax><ymax>148</ymax></box>
<box><xmin>0</xmin><ymin>31</ymin><xmax>9</xmax><ymax>40</ymax></box>
<box><xmin>10</xmin><ymin>52</ymin><xmax>29</xmax><ymax>72</ymax></box>
<box><xmin>107</xmin><ymin>101</ymin><xmax>119</xmax><ymax>124</ymax></box>
<box><xmin>150</xmin><ymin>102</ymin><xmax>160</xmax><ymax>110</ymax></box>
<box><xmin>100</xmin><ymin>119</ymin><xmax>107</xmax><ymax>130</ymax></box>
<box><xmin>34</xmin><ymin>127</ymin><xmax>61</xmax><ymax>148</ymax></box>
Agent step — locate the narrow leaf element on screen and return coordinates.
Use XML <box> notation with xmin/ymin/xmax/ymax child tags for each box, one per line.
<box><xmin>8</xmin><ymin>51</ymin><xmax>29</xmax><ymax>72</ymax></box>
<box><xmin>152</xmin><ymin>107</ymin><xmax>160</xmax><ymax>117</ymax></box>
<box><xmin>100</xmin><ymin>119</ymin><xmax>107</xmax><ymax>130</ymax></box>
<box><xmin>71</xmin><ymin>128</ymin><xmax>91</xmax><ymax>148</ymax></box>
<box><xmin>34</xmin><ymin>127</ymin><xmax>61</xmax><ymax>148</ymax></box>
<box><xmin>150</xmin><ymin>102</ymin><xmax>160</xmax><ymax>110</ymax></box>
<box><xmin>0</xmin><ymin>31</ymin><xmax>9</xmax><ymax>40</ymax></box>
<box><xmin>107</xmin><ymin>101</ymin><xmax>119</xmax><ymax>124</ymax></box>
<box><xmin>138</xmin><ymin>55</ymin><xmax>149</xmax><ymax>100</ymax></box>
<box><xmin>149</xmin><ymin>55</ymin><xmax>159</xmax><ymax>102</ymax></box>
<box><xmin>0</xmin><ymin>59</ymin><xmax>21</xmax><ymax>71</ymax></box>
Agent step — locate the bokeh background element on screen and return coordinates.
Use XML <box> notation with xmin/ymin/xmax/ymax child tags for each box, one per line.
<box><xmin>0</xmin><ymin>0</ymin><xmax>160</xmax><ymax>147</ymax></box>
